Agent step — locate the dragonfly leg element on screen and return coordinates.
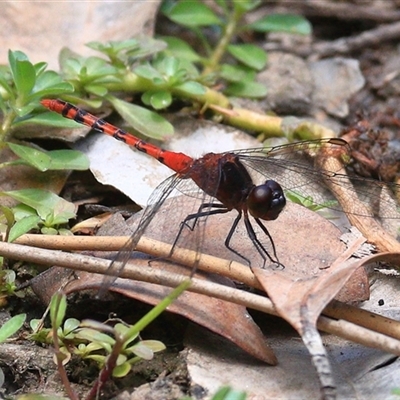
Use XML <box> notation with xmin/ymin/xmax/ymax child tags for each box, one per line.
<box><xmin>253</xmin><ymin>217</ymin><xmax>284</xmax><ymax>269</ymax></box>
<box><xmin>170</xmin><ymin>203</ymin><xmax>229</xmax><ymax>255</ymax></box>
<box><xmin>224</xmin><ymin>212</ymin><xmax>251</xmax><ymax>266</ymax></box>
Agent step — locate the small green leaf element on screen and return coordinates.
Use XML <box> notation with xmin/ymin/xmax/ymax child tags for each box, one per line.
<box><xmin>3</xmin><ymin>189</ymin><xmax>76</xmax><ymax>222</ymax></box>
<box><xmin>12</xmin><ymin>204</ymin><xmax>36</xmax><ymax>220</ymax></box>
<box><xmin>86</xmin><ymin>38</ymin><xmax>140</xmax><ymax>55</ymax></box>
<box><xmin>19</xmin><ymin>110</ymin><xmax>84</xmax><ymax>129</ymax></box>
<box><xmin>46</xmin><ymin>150</ymin><xmax>89</xmax><ymax>171</ymax></box>
<box><xmin>50</xmin><ymin>293</ymin><xmax>67</xmax><ymax>330</ymax></box>
<box><xmin>211</xmin><ymin>386</ymin><xmax>247</xmax><ymax>400</ymax></box>
<box><xmin>140</xmin><ymin>339</ymin><xmax>167</xmax><ymax>353</ymax></box>
<box><xmin>29</xmin><ymin>319</ymin><xmax>41</xmax><ymax>331</ymax></box>
<box><xmin>220</xmin><ymin>64</ymin><xmax>254</xmax><ymax>83</ymax></box>
<box><xmin>75</xmin><ymin>328</ymin><xmax>115</xmax><ymax>347</ymax></box>
<box><xmin>112</xmin><ymin>361</ymin><xmax>131</xmax><ymax>378</ymax></box>
<box><xmin>134</xmin><ymin>64</ymin><xmax>164</xmax><ymax>84</ymax></box>
<box><xmin>84</xmin><ymin>84</ymin><xmax>108</xmax><ymax>97</ymax></box>
<box><xmin>8</xmin><ymin>51</ymin><xmax>36</xmax><ymax>101</ymax></box>
<box><xmin>0</xmin><ymin>206</ymin><xmax>15</xmax><ymax>230</ymax></box>
<box><xmin>77</xmin><ymin>341</ymin><xmax>104</xmax><ymax>355</ymax></box>
<box><xmin>41</xmin><ymin>226</ymin><xmax>58</xmax><ymax>235</ymax></box>
<box><xmin>227</xmin><ymin>44</ymin><xmax>267</xmax><ymax>71</ymax></box>
<box><xmin>130</xmin><ymin>342</ymin><xmax>153</xmax><ymax>360</ymax></box>
<box><xmin>0</xmin><ymin>313</ymin><xmax>26</xmax><ymax>343</ymax></box>
<box><xmin>233</xmin><ymin>0</ymin><xmax>261</xmax><ymax>13</ymax></box>
<box><xmin>107</xmin><ymin>96</ymin><xmax>174</xmax><ymax>140</ymax></box>
<box><xmin>225</xmin><ymin>80</ymin><xmax>267</xmax><ymax>98</ymax></box>
<box><xmin>63</xmin><ymin>318</ymin><xmax>80</xmax><ymax>336</ymax></box>
<box><xmin>285</xmin><ymin>190</ymin><xmax>338</xmax><ymax>212</ymax></box>
<box><xmin>160</xmin><ymin>36</ymin><xmax>201</xmax><ymax>62</ymax></box>
<box><xmin>158</xmin><ymin>56</ymin><xmax>180</xmax><ymax>78</ymax></box>
<box><xmin>29</xmin><ymin>70</ymin><xmax>74</xmax><ymax>101</ymax></box>
<box><xmin>142</xmin><ymin>90</ymin><xmax>172</xmax><ymax>110</ymax></box>
<box><xmin>8</xmin><ymin>215</ymin><xmax>40</xmax><ymax>242</ymax></box>
<box><xmin>174</xmin><ymin>81</ymin><xmax>206</xmax><ymax>96</ymax></box>
<box><xmin>247</xmin><ymin>14</ymin><xmax>312</xmax><ymax>35</ymax></box>
<box><xmin>8</xmin><ymin>143</ymin><xmax>51</xmax><ymax>172</ymax></box>
<box><xmin>58</xmin><ymin>228</ymin><xmax>73</xmax><ymax>236</ymax></box>
<box><xmin>165</xmin><ymin>0</ymin><xmax>222</xmax><ymax>27</ymax></box>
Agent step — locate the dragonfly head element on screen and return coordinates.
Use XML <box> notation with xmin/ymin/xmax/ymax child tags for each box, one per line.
<box><xmin>247</xmin><ymin>180</ymin><xmax>286</xmax><ymax>221</ymax></box>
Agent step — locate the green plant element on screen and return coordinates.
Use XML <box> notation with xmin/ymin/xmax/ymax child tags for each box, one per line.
<box><xmin>181</xmin><ymin>386</ymin><xmax>247</xmax><ymax>400</ymax></box>
<box><xmin>0</xmin><ymin>313</ymin><xmax>26</xmax><ymax>388</ymax></box>
<box><xmin>24</xmin><ymin>3</ymin><xmax>312</xmax><ymax>141</ymax></box>
<box><xmin>0</xmin><ymin>313</ymin><xmax>26</xmax><ymax>342</ymax></box>
<box><xmin>161</xmin><ymin>0</ymin><xmax>311</xmax><ymax>97</ymax></box>
<box><xmin>392</xmin><ymin>388</ymin><xmax>400</xmax><ymax>397</ymax></box>
<box><xmin>29</xmin><ymin>281</ymin><xmax>191</xmax><ymax>398</ymax></box>
<box><xmin>3</xmin><ymin>189</ymin><xmax>78</xmax><ymax>239</ymax></box>
<box><xmin>0</xmin><ymin>5</ymin><xmax>313</xmax><ymax>154</ymax></box>
<box><xmin>0</xmin><ymin>51</ymin><xmax>90</xmax><ymax>243</ymax></box>
<box><xmin>0</xmin><ymin>50</ymin><xmax>75</xmax><ymax>141</ymax></box>
<box><xmin>285</xmin><ymin>190</ymin><xmax>339</xmax><ymax>213</ymax></box>
<box><xmin>74</xmin><ymin>321</ymin><xmax>166</xmax><ymax>378</ymax></box>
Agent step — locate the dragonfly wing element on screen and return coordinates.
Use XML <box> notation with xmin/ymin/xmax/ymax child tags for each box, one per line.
<box><xmin>100</xmin><ymin>174</ymin><xmax>183</xmax><ymax>294</ymax></box>
<box><xmin>238</xmin><ymin>140</ymin><xmax>400</xmax><ymax>219</ymax></box>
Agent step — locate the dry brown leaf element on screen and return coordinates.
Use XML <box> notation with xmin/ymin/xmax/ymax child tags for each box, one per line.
<box><xmin>30</xmin><ymin>264</ymin><xmax>277</xmax><ymax>365</ymax></box>
<box><xmin>252</xmin><ymin>236</ymin><xmax>367</xmax><ymax>399</ymax></box>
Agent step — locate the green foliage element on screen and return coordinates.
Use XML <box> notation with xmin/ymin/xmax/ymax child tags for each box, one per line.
<box><xmin>0</xmin><ymin>50</ymin><xmax>74</xmax><ymax>140</ymax></box>
<box><xmin>247</xmin><ymin>14</ymin><xmax>312</xmax><ymax>35</ymax></box>
<box><xmin>6</xmin><ymin>142</ymin><xmax>88</xmax><ymax>172</ymax></box>
<box><xmin>0</xmin><ymin>7</ymin><xmax>312</xmax><ymax>141</ymax></box>
<box><xmin>392</xmin><ymin>388</ymin><xmax>400</xmax><ymax>396</ymax></box>
<box><xmin>75</xmin><ymin>322</ymin><xmax>166</xmax><ymax>377</ymax></box>
<box><xmin>30</xmin><ymin>282</ymin><xmax>190</xmax><ymax>381</ymax></box>
<box><xmin>165</xmin><ymin>0</ymin><xmax>223</xmax><ymax>27</ymax></box>
<box><xmin>107</xmin><ymin>96</ymin><xmax>174</xmax><ymax>140</ymax></box>
<box><xmin>162</xmin><ymin>0</ymin><xmax>311</xmax><ymax>98</ymax></box>
<box><xmin>0</xmin><ymin>5</ymin><xmax>311</xmax><ymax>146</ymax></box>
<box><xmin>1</xmin><ymin>189</ymin><xmax>77</xmax><ymax>240</ymax></box>
<box><xmin>0</xmin><ymin>51</ymin><xmax>90</xmax><ymax>245</ymax></box>
<box><xmin>181</xmin><ymin>386</ymin><xmax>247</xmax><ymax>400</ymax></box>
<box><xmin>0</xmin><ymin>313</ymin><xmax>25</xmax><ymax>342</ymax></box>
<box><xmin>286</xmin><ymin>190</ymin><xmax>339</xmax><ymax>213</ymax></box>
<box><xmin>211</xmin><ymin>386</ymin><xmax>247</xmax><ymax>400</ymax></box>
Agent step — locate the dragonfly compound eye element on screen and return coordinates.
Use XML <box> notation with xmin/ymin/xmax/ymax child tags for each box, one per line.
<box><xmin>247</xmin><ymin>180</ymin><xmax>286</xmax><ymax>220</ymax></box>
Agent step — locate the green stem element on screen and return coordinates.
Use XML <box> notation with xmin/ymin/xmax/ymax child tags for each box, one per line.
<box><xmin>105</xmin><ymin>71</ymin><xmax>231</xmax><ymax>109</ymax></box>
<box><xmin>122</xmin><ymin>280</ymin><xmax>191</xmax><ymax>341</ymax></box>
<box><xmin>0</xmin><ymin>111</ymin><xmax>16</xmax><ymax>142</ymax></box>
<box><xmin>202</xmin><ymin>6</ymin><xmax>244</xmax><ymax>76</ymax></box>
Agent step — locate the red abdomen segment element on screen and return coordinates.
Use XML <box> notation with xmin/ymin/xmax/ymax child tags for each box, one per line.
<box><xmin>41</xmin><ymin>99</ymin><xmax>193</xmax><ymax>174</ymax></box>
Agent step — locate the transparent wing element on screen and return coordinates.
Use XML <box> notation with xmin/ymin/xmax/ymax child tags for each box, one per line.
<box><xmin>99</xmin><ymin>173</ymin><xmax>184</xmax><ymax>294</ymax></box>
<box><xmin>236</xmin><ymin>139</ymin><xmax>399</xmax><ymax>219</ymax></box>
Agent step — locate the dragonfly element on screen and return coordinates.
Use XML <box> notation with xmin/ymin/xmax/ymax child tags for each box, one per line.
<box><xmin>41</xmin><ymin>99</ymin><xmax>399</xmax><ymax>274</ymax></box>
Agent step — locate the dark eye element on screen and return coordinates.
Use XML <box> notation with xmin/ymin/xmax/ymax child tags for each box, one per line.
<box><xmin>247</xmin><ymin>180</ymin><xmax>286</xmax><ymax>220</ymax></box>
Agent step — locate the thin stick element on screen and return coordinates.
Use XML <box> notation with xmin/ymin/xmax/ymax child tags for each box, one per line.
<box><xmin>15</xmin><ymin>234</ymin><xmax>260</xmax><ymax>289</ymax></box>
<box><xmin>2</xmin><ymin>240</ymin><xmax>400</xmax><ymax>356</ymax></box>
<box><xmin>14</xmin><ymin>234</ymin><xmax>400</xmax><ymax>342</ymax></box>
